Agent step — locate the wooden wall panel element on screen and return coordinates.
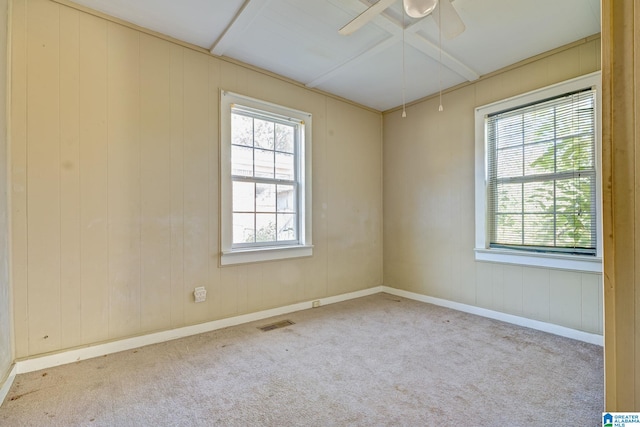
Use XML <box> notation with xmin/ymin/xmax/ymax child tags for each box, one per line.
<box><xmin>602</xmin><ymin>0</ymin><xmax>640</xmax><ymax>410</ymax></box>
<box><xmin>10</xmin><ymin>0</ymin><xmax>30</xmax><ymax>359</ymax></box>
<box><xmin>326</xmin><ymin>98</ymin><xmax>383</xmax><ymax>296</ymax></box>
<box><xmin>26</xmin><ymin>0</ymin><xmax>61</xmax><ymax>355</ymax></box>
<box><xmin>0</xmin><ymin>0</ymin><xmax>11</xmax><ymax>378</ymax></box>
<box><xmin>78</xmin><ymin>13</ymin><xmax>109</xmax><ymax>345</ymax></box>
<box><xmin>169</xmin><ymin>45</ymin><xmax>185</xmax><ymax>329</ymax></box>
<box><xmin>181</xmin><ymin>49</ymin><xmax>210</xmax><ymax>326</ymax></box>
<box><xmin>139</xmin><ymin>34</ymin><xmax>172</xmax><ymax>333</ymax></box>
<box><xmin>503</xmin><ymin>266</ymin><xmax>524</xmax><ymax>316</ymax></box>
<box><xmin>549</xmin><ymin>271</ymin><xmax>583</xmax><ymax>330</ymax></box>
<box><xmin>59</xmin><ymin>6</ymin><xmax>82</xmax><ymax>350</ymax></box>
<box><xmin>106</xmin><ymin>24</ymin><xmax>141</xmax><ymax>339</ymax></box>
<box><xmin>581</xmin><ymin>273</ymin><xmax>601</xmax><ymax>334</ymax></box>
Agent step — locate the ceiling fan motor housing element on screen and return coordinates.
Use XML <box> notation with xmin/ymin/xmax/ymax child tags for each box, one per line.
<box><xmin>403</xmin><ymin>0</ymin><xmax>438</xmax><ymax>18</ymax></box>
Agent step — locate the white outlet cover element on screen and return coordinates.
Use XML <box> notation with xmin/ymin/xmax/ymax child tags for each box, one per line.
<box><xmin>194</xmin><ymin>287</ymin><xmax>207</xmax><ymax>303</ymax></box>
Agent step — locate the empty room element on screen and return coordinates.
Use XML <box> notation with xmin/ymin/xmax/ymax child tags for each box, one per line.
<box><xmin>0</xmin><ymin>0</ymin><xmax>638</xmax><ymax>425</ymax></box>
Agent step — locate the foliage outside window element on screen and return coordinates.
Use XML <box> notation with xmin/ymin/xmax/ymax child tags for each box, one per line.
<box><xmin>474</xmin><ymin>72</ymin><xmax>602</xmax><ymax>272</ymax></box>
<box><xmin>487</xmin><ymin>89</ymin><xmax>596</xmax><ymax>255</ymax></box>
<box><xmin>220</xmin><ymin>91</ymin><xmax>312</xmax><ymax>266</ymax></box>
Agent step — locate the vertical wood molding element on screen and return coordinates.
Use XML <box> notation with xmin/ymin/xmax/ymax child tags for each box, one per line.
<box><xmin>602</xmin><ymin>0</ymin><xmax>640</xmax><ymax>410</ymax></box>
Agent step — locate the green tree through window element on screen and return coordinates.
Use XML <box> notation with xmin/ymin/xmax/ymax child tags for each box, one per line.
<box><xmin>487</xmin><ymin>89</ymin><xmax>596</xmax><ymax>255</ymax></box>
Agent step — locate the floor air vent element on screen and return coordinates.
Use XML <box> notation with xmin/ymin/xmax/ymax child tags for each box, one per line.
<box><xmin>258</xmin><ymin>319</ymin><xmax>295</xmax><ymax>332</ymax></box>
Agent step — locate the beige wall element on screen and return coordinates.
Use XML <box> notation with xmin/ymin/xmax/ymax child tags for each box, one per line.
<box><xmin>383</xmin><ymin>37</ymin><xmax>603</xmax><ymax>334</ymax></box>
<box><xmin>9</xmin><ymin>0</ymin><xmax>383</xmax><ymax>359</ymax></box>
<box><xmin>0</xmin><ymin>0</ymin><xmax>12</xmax><ymax>381</ymax></box>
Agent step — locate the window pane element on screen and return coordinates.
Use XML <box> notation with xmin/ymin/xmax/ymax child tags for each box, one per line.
<box><xmin>232</xmin><ymin>114</ymin><xmax>253</xmax><ymax>147</ymax></box>
<box><xmin>233</xmin><ymin>181</ymin><xmax>255</xmax><ymax>212</ymax></box>
<box><xmin>232</xmin><ymin>145</ymin><xmax>253</xmax><ymax>177</ymax></box>
<box><xmin>495</xmin><ymin>115</ymin><xmax>522</xmax><ymax>148</ymax></box>
<box><xmin>233</xmin><ymin>213</ymin><xmax>254</xmax><ymax>244</ymax></box>
<box><xmin>523</xmin><ymin>214</ymin><xmax>554</xmax><ymax>246</ymax></box>
<box><xmin>523</xmin><ymin>181</ymin><xmax>554</xmax><ymax>213</ymax></box>
<box><xmin>277</xmin><ymin>213</ymin><xmax>296</xmax><ymax>241</ymax></box>
<box><xmin>276</xmin><ymin>123</ymin><xmax>294</xmax><ymax>153</ymax></box>
<box><xmin>556</xmin><ymin>214</ymin><xmax>594</xmax><ymax>247</ymax></box>
<box><xmin>256</xmin><ymin>183</ymin><xmax>276</xmax><ymax>212</ymax></box>
<box><xmin>556</xmin><ymin>136</ymin><xmax>594</xmax><ymax>172</ymax></box>
<box><xmin>523</xmin><ymin>108</ymin><xmax>554</xmax><ymax>144</ymax></box>
<box><xmin>277</xmin><ymin>185</ymin><xmax>295</xmax><ymax>212</ymax></box>
<box><xmin>256</xmin><ymin>214</ymin><xmax>276</xmax><ymax>242</ymax></box>
<box><xmin>254</xmin><ymin>149</ymin><xmax>274</xmax><ymax>178</ymax></box>
<box><xmin>254</xmin><ymin>119</ymin><xmax>274</xmax><ymax>149</ymax></box>
<box><xmin>557</xmin><ymin>98</ymin><xmax>593</xmax><ymax>138</ymax></box>
<box><xmin>524</xmin><ymin>141</ymin><xmax>554</xmax><ymax>175</ymax></box>
<box><xmin>275</xmin><ymin>152</ymin><xmax>294</xmax><ymax>180</ymax></box>
<box><xmin>495</xmin><ymin>214</ymin><xmax>522</xmax><ymax>245</ymax></box>
<box><xmin>556</xmin><ymin>177</ymin><xmax>593</xmax><ymax>215</ymax></box>
<box><xmin>496</xmin><ymin>183</ymin><xmax>522</xmax><ymax>213</ymax></box>
<box><xmin>497</xmin><ymin>146</ymin><xmax>522</xmax><ymax>178</ymax></box>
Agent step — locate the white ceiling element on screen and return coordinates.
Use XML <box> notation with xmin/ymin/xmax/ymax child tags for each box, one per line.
<box><xmin>69</xmin><ymin>0</ymin><xmax>601</xmax><ymax>111</ymax></box>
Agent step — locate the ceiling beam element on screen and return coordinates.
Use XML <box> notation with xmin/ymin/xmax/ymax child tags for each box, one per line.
<box><xmin>210</xmin><ymin>0</ymin><xmax>273</xmax><ymax>56</ymax></box>
<box><xmin>339</xmin><ymin>0</ymin><xmax>397</xmax><ymax>35</ymax></box>
<box><xmin>314</xmin><ymin>0</ymin><xmax>478</xmax><ymax>87</ymax></box>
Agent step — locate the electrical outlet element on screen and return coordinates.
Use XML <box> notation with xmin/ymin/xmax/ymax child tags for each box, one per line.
<box><xmin>312</xmin><ymin>300</ymin><xmax>320</xmax><ymax>308</ymax></box>
<box><xmin>194</xmin><ymin>286</ymin><xmax>207</xmax><ymax>303</ymax></box>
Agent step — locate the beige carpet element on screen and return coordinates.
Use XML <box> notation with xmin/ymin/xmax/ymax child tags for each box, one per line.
<box><xmin>0</xmin><ymin>293</ymin><xmax>603</xmax><ymax>426</ymax></box>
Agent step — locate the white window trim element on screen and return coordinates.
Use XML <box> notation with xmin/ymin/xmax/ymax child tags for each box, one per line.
<box><xmin>474</xmin><ymin>72</ymin><xmax>602</xmax><ymax>273</ymax></box>
<box><xmin>220</xmin><ymin>90</ymin><xmax>313</xmax><ymax>266</ymax></box>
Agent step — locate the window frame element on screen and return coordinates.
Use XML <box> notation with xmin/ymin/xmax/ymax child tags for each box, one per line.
<box><xmin>474</xmin><ymin>72</ymin><xmax>602</xmax><ymax>272</ymax></box>
<box><xmin>220</xmin><ymin>91</ymin><xmax>313</xmax><ymax>266</ymax></box>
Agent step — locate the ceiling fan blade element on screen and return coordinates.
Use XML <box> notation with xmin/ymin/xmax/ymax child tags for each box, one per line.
<box><xmin>339</xmin><ymin>0</ymin><xmax>398</xmax><ymax>35</ymax></box>
<box><xmin>433</xmin><ymin>0</ymin><xmax>465</xmax><ymax>39</ymax></box>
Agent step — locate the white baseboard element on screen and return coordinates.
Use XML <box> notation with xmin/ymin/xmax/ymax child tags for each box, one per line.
<box><xmin>0</xmin><ymin>364</ymin><xmax>17</xmax><ymax>405</ymax></box>
<box><xmin>382</xmin><ymin>286</ymin><xmax>603</xmax><ymax>346</ymax></box>
<box><xmin>16</xmin><ymin>286</ymin><xmax>383</xmax><ymax>374</ymax></box>
<box><xmin>12</xmin><ymin>284</ymin><xmax>600</xmax><ymax>376</ymax></box>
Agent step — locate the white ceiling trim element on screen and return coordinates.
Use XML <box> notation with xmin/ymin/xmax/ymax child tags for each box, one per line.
<box><xmin>210</xmin><ymin>0</ymin><xmax>273</xmax><ymax>56</ymax></box>
<box><xmin>338</xmin><ymin>0</ymin><xmax>396</xmax><ymax>35</ymax></box>
<box><xmin>321</xmin><ymin>0</ymin><xmax>478</xmax><ymax>87</ymax></box>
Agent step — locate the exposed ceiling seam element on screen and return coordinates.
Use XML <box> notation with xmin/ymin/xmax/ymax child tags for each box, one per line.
<box><xmin>209</xmin><ymin>0</ymin><xmax>273</xmax><ymax>56</ymax></box>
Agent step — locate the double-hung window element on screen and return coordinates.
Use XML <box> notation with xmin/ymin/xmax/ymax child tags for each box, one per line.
<box><xmin>220</xmin><ymin>91</ymin><xmax>312</xmax><ymax>266</ymax></box>
<box><xmin>475</xmin><ymin>72</ymin><xmax>602</xmax><ymax>272</ymax></box>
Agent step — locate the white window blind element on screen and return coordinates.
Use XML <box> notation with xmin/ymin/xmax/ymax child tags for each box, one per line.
<box><xmin>486</xmin><ymin>88</ymin><xmax>597</xmax><ymax>255</ymax></box>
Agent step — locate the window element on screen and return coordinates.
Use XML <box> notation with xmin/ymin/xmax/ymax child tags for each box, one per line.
<box><xmin>220</xmin><ymin>91</ymin><xmax>312</xmax><ymax>266</ymax></box>
<box><xmin>475</xmin><ymin>72</ymin><xmax>602</xmax><ymax>272</ymax></box>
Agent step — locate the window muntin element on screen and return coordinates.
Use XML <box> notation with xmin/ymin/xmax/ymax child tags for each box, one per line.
<box><xmin>486</xmin><ymin>89</ymin><xmax>597</xmax><ymax>256</ymax></box>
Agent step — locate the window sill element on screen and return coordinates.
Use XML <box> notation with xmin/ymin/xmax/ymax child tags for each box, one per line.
<box><xmin>221</xmin><ymin>245</ymin><xmax>313</xmax><ymax>266</ymax></box>
<box><xmin>474</xmin><ymin>248</ymin><xmax>602</xmax><ymax>273</ymax></box>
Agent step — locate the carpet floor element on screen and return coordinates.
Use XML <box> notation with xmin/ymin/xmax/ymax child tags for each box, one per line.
<box><xmin>0</xmin><ymin>293</ymin><xmax>604</xmax><ymax>426</ymax></box>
